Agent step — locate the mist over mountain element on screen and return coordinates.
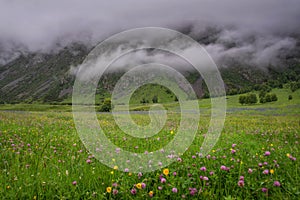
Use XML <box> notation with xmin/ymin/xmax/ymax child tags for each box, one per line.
<box><xmin>1</xmin><ymin>0</ymin><xmax>300</xmax><ymax>103</ymax></box>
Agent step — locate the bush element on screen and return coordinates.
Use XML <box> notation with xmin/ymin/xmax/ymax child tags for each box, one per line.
<box><xmin>152</xmin><ymin>95</ymin><xmax>158</xmax><ymax>103</ymax></box>
<box><xmin>239</xmin><ymin>93</ymin><xmax>257</xmax><ymax>105</ymax></box>
<box><xmin>99</xmin><ymin>98</ymin><xmax>112</xmax><ymax>112</ymax></box>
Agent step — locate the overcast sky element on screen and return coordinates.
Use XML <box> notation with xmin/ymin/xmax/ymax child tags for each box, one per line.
<box><xmin>0</xmin><ymin>0</ymin><xmax>300</xmax><ymax>67</ymax></box>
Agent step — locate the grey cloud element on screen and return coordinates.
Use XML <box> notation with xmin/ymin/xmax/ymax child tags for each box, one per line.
<box><xmin>0</xmin><ymin>0</ymin><xmax>299</xmax><ymax>68</ymax></box>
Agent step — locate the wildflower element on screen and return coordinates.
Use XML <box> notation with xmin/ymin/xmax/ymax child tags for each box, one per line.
<box><xmin>263</xmin><ymin>169</ymin><xmax>269</xmax><ymax>175</ymax></box>
<box><xmin>248</xmin><ymin>168</ymin><xmax>253</xmax><ymax>174</ymax></box>
<box><xmin>138</xmin><ymin>172</ymin><xmax>142</xmax><ymax>178</ymax></box>
<box><xmin>239</xmin><ymin>176</ymin><xmax>244</xmax><ymax>181</ymax></box>
<box><xmin>124</xmin><ymin>168</ymin><xmax>129</xmax><ymax>172</ymax></box>
<box><xmin>238</xmin><ymin>180</ymin><xmax>245</xmax><ymax>187</ymax></box>
<box><xmin>163</xmin><ymin>168</ymin><xmax>169</xmax><ymax>176</ymax></box>
<box><xmin>203</xmin><ymin>176</ymin><xmax>209</xmax><ymax>181</ymax></box>
<box><xmin>270</xmin><ymin>169</ymin><xmax>274</xmax><ymax>174</ymax></box>
<box><xmin>172</xmin><ymin>188</ymin><xmax>178</xmax><ymax>193</ymax></box>
<box><xmin>110</xmin><ymin>171</ymin><xmax>114</xmax><ymax>174</ymax></box>
<box><xmin>170</xmin><ymin>130</ymin><xmax>174</xmax><ymax>134</ymax></box>
<box><xmin>112</xmin><ymin>189</ymin><xmax>118</xmax><ymax>195</ymax></box>
<box><xmin>258</xmin><ymin>163</ymin><xmax>263</xmax><ymax>167</ymax></box>
<box><xmin>286</xmin><ymin>153</ymin><xmax>290</xmax><ymax>157</ymax></box>
<box><xmin>264</xmin><ymin>151</ymin><xmax>271</xmax><ymax>156</ymax></box>
<box><xmin>86</xmin><ymin>159</ymin><xmax>91</xmax><ymax>164</ymax></box>
<box><xmin>192</xmin><ymin>155</ymin><xmax>196</xmax><ymax>159</ymax></box>
<box><xmin>220</xmin><ymin>165</ymin><xmax>228</xmax><ymax>171</ymax></box>
<box><xmin>161</xmin><ymin>178</ymin><xmax>166</xmax><ymax>183</ymax></box>
<box><xmin>189</xmin><ymin>188</ymin><xmax>197</xmax><ymax>196</ymax></box>
<box><xmin>232</xmin><ymin>144</ymin><xmax>237</xmax><ymax>148</ymax></box>
<box><xmin>273</xmin><ymin>181</ymin><xmax>281</xmax><ymax>187</ymax></box>
<box><xmin>106</xmin><ymin>187</ymin><xmax>112</xmax><ymax>193</ymax></box>
<box><xmin>158</xmin><ymin>186</ymin><xmax>163</xmax><ymax>190</ymax></box>
<box><xmin>141</xmin><ymin>183</ymin><xmax>146</xmax><ymax>189</ymax></box>
<box><xmin>263</xmin><ymin>162</ymin><xmax>268</xmax><ymax>165</ymax></box>
<box><xmin>209</xmin><ymin>171</ymin><xmax>214</xmax><ymax>176</ymax></box>
<box><xmin>136</xmin><ymin>183</ymin><xmax>142</xmax><ymax>189</ymax></box>
<box><xmin>112</xmin><ymin>182</ymin><xmax>118</xmax><ymax>187</ymax></box>
<box><xmin>72</xmin><ymin>181</ymin><xmax>77</xmax><ymax>186</ymax></box>
<box><xmin>200</xmin><ymin>166</ymin><xmax>207</xmax><ymax>171</ymax></box>
<box><xmin>113</xmin><ymin>166</ymin><xmax>118</xmax><ymax>170</ymax></box>
<box><xmin>149</xmin><ymin>191</ymin><xmax>154</xmax><ymax>197</ymax></box>
<box><xmin>173</xmin><ymin>172</ymin><xmax>177</xmax><ymax>176</ymax></box>
<box><xmin>262</xmin><ymin>188</ymin><xmax>268</xmax><ymax>193</ymax></box>
<box><xmin>131</xmin><ymin>188</ymin><xmax>137</xmax><ymax>195</ymax></box>
<box><xmin>231</xmin><ymin>149</ymin><xmax>236</xmax><ymax>154</ymax></box>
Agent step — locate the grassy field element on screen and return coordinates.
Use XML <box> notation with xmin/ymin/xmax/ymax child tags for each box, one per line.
<box><xmin>0</xmin><ymin>88</ymin><xmax>299</xmax><ymax>199</ymax></box>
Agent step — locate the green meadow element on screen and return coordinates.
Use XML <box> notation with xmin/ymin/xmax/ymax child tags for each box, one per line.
<box><xmin>0</xmin><ymin>88</ymin><xmax>299</xmax><ymax>199</ymax></box>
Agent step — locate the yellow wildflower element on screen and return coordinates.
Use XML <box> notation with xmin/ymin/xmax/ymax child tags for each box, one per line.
<box><xmin>106</xmin><ymin>187</ymin><xmax>112</xmax><ymax>193</ymax></box>
<box><xmin>270</xmin><ymin>169</ymin><xmax>274</xmax><ymax>174</ymax></box>
<box><xmin>163</xmin><ymin>168</ymin><xmax>169</xmax><ymax>176</ymax></box>
<box><xmin>136</xmin><ymin>183</ymin><xmax>142</xmax><ymax>189</ymax></box>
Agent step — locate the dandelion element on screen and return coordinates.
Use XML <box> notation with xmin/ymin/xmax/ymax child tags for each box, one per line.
<box><xmin>106</xmin><ymin>187</ymin><xmax>112</xmax><ymax>193</ymax></box>
<box><xmin>149</xmin><ymin>191</ymin><xmax>154</xmax><ymax>197</ymax></box>
<box><xmin>163</xmin><ymin>168</ymin><xmax>169</xmax><ymax>176</ymax></box>
<box><xmin>113</xmin><ymin>166</ymin><xmax>118</xmax><ymax>170</ymax></box>
<box><xmin>273</xmin><ymin>181</ymin><xmax>281</xmax><ymax>187</ymax></box>
<box><xmin>170</xmin><ymin>130</ymin><xmax>174</xmax><ymax>134</ymax></box>
<box><xmin>172</xmin><ymin>187</ymin><xmax>178</xmax><ymax>193</ymax></box>
<box><xmin>136</xmin><ymin>183</ymin><xmax>142</xmax><ymax>189</ymax></box>
<box><xmin>270</xmin><ymin>169</ymin><xmax>274</xmax><ymax>174</ymax></box>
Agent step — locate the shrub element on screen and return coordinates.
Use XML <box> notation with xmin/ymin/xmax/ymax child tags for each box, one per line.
<box><xmin>99</xmin><ymin>98</ymin><xmax>112</xmax><ymax>112</ymax></box>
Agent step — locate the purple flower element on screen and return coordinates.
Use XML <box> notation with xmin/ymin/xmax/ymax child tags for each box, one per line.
<box><xmin>189</xmin><ymin>188</ymin><xmax>197</xmax><ymax>196</ymax></box>
<box><xmin>273</xmin><ymin>181</ymin><xmax>281</xmax><ymax>187</ymax></box>
<box><xmin>239</xmin><ymin>176</ymin><xmax>244</xmax><ymax>181</ymax></box>
<box><xmin>203</xmin><ymin>176</ymin><xmax>209</xmax><ymax>181</ymax></box>
<box><xmin>209</xmin><ymin>171</ymin><xmax>214</xmax><ymax>176</ymax></box>
<box><xmin>263</xmin><ymin>169</ymin><xmax>269</xmax><ymax>175</ymax></box>
<box><xmin>238</xmin><ymin>180</ymin><xmax>244</xmax><ymax>187</ymax></box>
<box><xmin>232</xmin><ymin>144</ymin><xmax>237</xmax><ymax>148</ymax></box>
<box><xmin>231</xmin><ymin>149</ymin><xmax>236</xmax><ymax>154</ymax></box>
<box><xmin>220</xmin><ymin>165</ymin><xmax>227</xmax><ymax>171</ymax></box>
<box><xmin>72</xmin><ymin>181</ymin><xmax>77</xmax><ymax>186</ymax></box>
<box><xmin>158</xmin><ymin>186</ymin><xmax>163</xmax><ymax>190</ymax></box>
<box><xmin>258</xmin><ymin>163</ymin><xmax>263</xmax><ymax>167</ymax></box>
<box><xmin>173</xmin><ymin>172</ymin><xmax>177</xmax><ymax>176</ymax></box>
<box><xmin>141</xmin><ymin>183</ymin><xmax>146</xmax><ymax>189</ymax></box>
<box><xmin>131</xmin><ymin>188</ymin><xmax>137</xmax><ymax>195</ymax></box>
<box><xmin>262</xmin><ymin>188</ymin><xmax>268</xmax><ymax>193</ymax></box>
<box><xmin>200</xmin><ymin>166</ymin><xmax>207</xmax><ymax>171</ymax></box>
<box><xmin>263</xmin><ymin>162</ymin><xmax>268</xmax><ymax>165</ymax></box>
<box><xmin>172</xmin><ymin>188</ymin><xmax>178</xmax><ymax>193</ymax></box>
<box><xmin>161</xmin><ymin>178</ymin><xmax>166</xmax><ymax>183</ymax></box>
<box><xmin>264</xmin><ymin>151</ymin><xmax>271</xmax><ymax>156</ymax></box>
<box><xmin>192</xmin><ymin>155</ymin><xmax>196</xmax><ymax>159</ymax></box>
<box><xmin>124</xmin><ymin>168</ymin><xmax>129</xmax><ymax>172</ymax></box>
<box><xmin>113</xmin><ymin>189</ymin><xmax>118</xmax><ymax>195</ymax></box>
<box><xmin>248</xmin><ymin>168</ymin><xmax>253</xmax><ymax>174</ymax></box>
<box><xmin>86</xmin><ymin>159</ymin><xmax>91</xmax><ymax>164</ymax></box>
